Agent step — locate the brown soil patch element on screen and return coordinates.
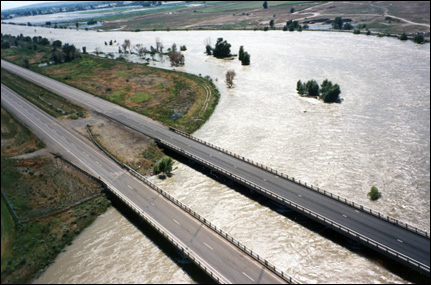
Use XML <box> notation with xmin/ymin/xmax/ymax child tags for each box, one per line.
<box><xmin>88</xmin><ymin>116</ymin><xmax>164</xmax><ymax>175</ymax></box>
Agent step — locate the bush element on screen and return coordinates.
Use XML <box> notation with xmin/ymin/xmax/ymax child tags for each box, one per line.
<box><xmin>414</xmin><ymin>34</ymin><xmax>424</xmax><ymax>44</ymax></box>
<box><xmin>399</xmin><ymin>33</ymin><xmax>408</xmax><ymax>41</ymax></box>
<box><xmin>153</xmin><ymin>157</ymin><xmax>174</xmax><ymax>176</ymax></box>
<box><xmin>367</xmin><ymin>186</ymin><xmax>382</xmax><ymax>201</ymax></box>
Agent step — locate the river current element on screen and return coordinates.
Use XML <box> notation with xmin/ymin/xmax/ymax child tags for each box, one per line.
<box><xmin>2</xmin><ymin>25</ymin><xmax>429</xmax><ymax>283</ymax></box>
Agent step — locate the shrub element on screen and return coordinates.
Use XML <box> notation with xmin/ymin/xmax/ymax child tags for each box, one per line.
<box><xmin>367</xmin><ymin>186</ymin><xmax>382</xmax><ymax>201</ymax></box>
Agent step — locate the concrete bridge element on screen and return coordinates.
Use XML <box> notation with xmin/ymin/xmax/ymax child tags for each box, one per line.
<box><xmin>2</xmin><ymin>84</ymin><xmax>295</xmax><ymax>284</ymax></box>
<box><xmin>2</xmin><ymin>60</ymin><xmax>430</xmax><ymax>277</ymax></box>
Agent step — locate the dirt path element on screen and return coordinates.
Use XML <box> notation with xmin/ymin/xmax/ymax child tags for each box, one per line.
<box><xmin>367</xmin><ymin>3</ymin><xmax>429</xmax><ymax>28</ymax></box>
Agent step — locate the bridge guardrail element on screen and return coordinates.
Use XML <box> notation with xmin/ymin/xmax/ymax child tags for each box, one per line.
<box><xmin>159</xmin><ymin>138</ymin><xmax>430</xmax><ymax>276</ymax></box>
<box><xmin>86</xmin><ymin>125</ymin><xmax>298</xmax><ymax>284</ymax></box>
<box><xmin>168</xmin><ymin>127</ymin><xmax>430</xmax><ymax>240</ymax></box>
<box><xmin>100</xmin><ymin>179</ymin><xmax>229</xmax><ymax>284</ymax></box>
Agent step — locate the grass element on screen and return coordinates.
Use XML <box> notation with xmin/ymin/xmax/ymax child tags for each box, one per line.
<box><xmin>1</xmin><ymin>197</ymin><xmax>15</xmax><ymax>272</ymax></box>
<box><xmin>131</xmin><ymin>92</ymin><xmax>151</xmax><ymax>103</ymax></box>
<box><xmin>1</xmin><ymin>69</ymin><xmax>87</xmax><ymax>120</ymax></box>
<box><xmin>35</xmin><ymin>54</ymin><xmax>219</xmax><ymax>133</ymax></box>
<box><xmin>1</xmin><ymin>105</ymin><xmax>111</xmax><ymax>284</ymax></box>
<box><xmin>1</xmin><ymin>35</ymin><xmax>219</xmax><ymax>133</ymax></box>
<box><xmin>1</xmin><ymin>107</ymin><xmax>46</xmax><ymax>156</ymax></box>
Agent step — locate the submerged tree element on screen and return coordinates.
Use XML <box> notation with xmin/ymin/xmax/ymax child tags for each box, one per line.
<box><xmin>213</xmin><ymin>38</ymin><xmax>231</xmax><ymax>58</ymax></box>
<box><xmin>367</xmin><ymin>186</ymin><xmax>382</xmax><ymax>201</ymax></box>
<box><xmin>241</xmin><ymin>51</ymin><xmax>250</xmax><ymax>65</ymax></box>
<box><xmin>225</xmin><ymin>70</ymin><xmax>236</xmax><ymax>88</ymax></box>
<box><xmin>168</xmin><ymin>51</ymin><xmax>185</xmax><ymax>66</ymax></box>
<box><xmin>153</xmin><ymin>157</ymin><xmax>174</xmax><ymax>177</ymax></box>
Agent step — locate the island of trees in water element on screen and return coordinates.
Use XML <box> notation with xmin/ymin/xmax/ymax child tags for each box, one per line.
<box><xmin>296</xmin><ymin>79</ymin><xmax>341</xmax><ymax>103</ymax></box>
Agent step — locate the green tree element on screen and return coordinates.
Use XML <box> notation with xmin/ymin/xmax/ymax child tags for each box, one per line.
<box><xmin>332</xmin><ymin>17</ymin><xmax>343</xmax><ymax>30</ymax></box>
<box><xmin>296</xmin><ymin>80</ymin><xmax>305</xmax><ymax>95</ymax></box>
<box><xmin>305</xmin><ymin>80</ymin><xmax>319</xmax><ymax>97</ymax></box>
<box><xmin>24</xmin><ymin>58</ymin><xmax>30</xmax><ymax>69</ymax></box>
<box><xmin>241</xmin><ymin>52</ymin><xmax>250</xmax><ymax>65</ymax></box>
<box><xmin>205</xmin><ymin>44</ymin><xmax>212</xmax><ymax>55</ymax></box>
<box><xmin>263</xmin><ymin>1</ymin><xmax>268</xmax><ymax>9</ymax></box>
<box><xmin>154</xmin><ymin>157</ymin><xmax>174</xmax><ymax>176</ymax></box>
<box><xmin>52</xmin><ymin>40</ymin><xmax>62</xmax><ymax>48</ymax></box>
<box><xmin>213</xmin><ymin>38</ymin><xmax>231</xmax><ymax>58</ymax></box>
<box><xmin>367</xmin><ymin>186</ymin><xmax>382</xmax><ymax>201</ymax></box>
<box><xmin>414</xmin><ymin>34</ymin><xmax>424</xmax><ymax>44</ymax></box>
<box><xmin>320</xmin><ymin>80</ymin><xmax>341</xmax><ymax>103</ymax></box>
<box><xmin>238</xmin><ymin>45</ymin><xmax>244</xmax><ymax>61</ymax></box>
<box><xmin>343</xmin><ymin>22</ymin><xmax>353</xmax><ymax>30</ymax></box>
<box><xmin>269</xmin><ymin>19</ymin><xmax>274</xmax><ymax>29</ymax></box>
<box><xmin>399</xmin><ymin>33</ymin><xmax>408</xmax><ymax>41</ymax></box>
<box><xmin>62</xmin><ymin>43</ymin><xmax>79</xmax><ymax>62</ymax></box>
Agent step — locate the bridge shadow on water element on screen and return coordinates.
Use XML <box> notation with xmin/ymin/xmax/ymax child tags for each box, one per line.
<box><xmin>159</xmin><ymin>147</ymin><xmax>430</xmax><ymax>284</ymax></box>
<box><xmin>103</xmin><ymin>189</ymin><xmax>216</xmax><ymax>284</ymax></box>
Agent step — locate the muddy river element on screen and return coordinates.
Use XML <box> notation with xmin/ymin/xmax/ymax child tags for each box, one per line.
<box><xmin>2</xmin><ymin>25</ymin><xmax>429</xmax><ymax>283</ymax></box>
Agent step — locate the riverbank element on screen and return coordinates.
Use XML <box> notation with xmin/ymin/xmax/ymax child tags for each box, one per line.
<box><xmin>0</xmin><ymin>107</ymin><xmax>111</xmax><ymax>284</ymax></box>
<box><xmin>1</xmin><ymin>34</ymin><xmax>220</xmax><ymax>134</ymax></box>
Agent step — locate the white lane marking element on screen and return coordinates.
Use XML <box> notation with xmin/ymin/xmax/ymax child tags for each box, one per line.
<box><xmin>343</xmin><ymin>214</ymin><xmax>348</xmax><ymax>218</ymax></box>
<box><xmin>242</xmin><ymin>272</ymin><xmax>254</xmax><ymax>282</ymax></box>
<box><xmin>298</xmin><ymin>194</ymin><xmax>302</xmax><ymax>198</ymax></box>
<box><xmin>263</xmin><ymin>178</ymin><xmax>267</xmax><ymax>181</ymax></box>
<box><xmin>397</xmin><ymin>239</ymin><xmax>403</xmax><ymax>243</ymax></box>
<box><xmin>355</xmin><ymin>210</ymin><xmax>360</xmax><ymax>213</ymax></box>
<box><xmin>173</xmin><ymin>219</ymin><xmax>181</xmax><ymax>226</ymax></box>
<box><xmin>204</xmin><ymin>242</ymin><xmax>213</xmax><ymax>250</ymax></box>
<box><xmin>128</xmin><ymin>185</ymin><xmax>133</xmax><ymax>190</ymax></box>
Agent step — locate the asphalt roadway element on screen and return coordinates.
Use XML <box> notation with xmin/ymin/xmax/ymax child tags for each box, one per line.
<box><xmin>1</xmin><ymin>60</ymin><xmax>430</xmax><ymax>276</ymax></box>
<box><xmin>1</xmin><ymin>84</ymin><xmax>289</xmax><ymax>284</ymax></box>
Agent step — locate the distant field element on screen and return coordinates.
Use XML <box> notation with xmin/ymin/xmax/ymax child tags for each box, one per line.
<box><xmin>82</xmin><ymin>1</ymin><xmax>429</xmax><ymax>37</ymax></box>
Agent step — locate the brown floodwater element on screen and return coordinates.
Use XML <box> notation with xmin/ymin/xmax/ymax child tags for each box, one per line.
<box><xmin>2</xmin><ymin>25</ymin><xmax>429</xmax><ymax>283</ymax></box>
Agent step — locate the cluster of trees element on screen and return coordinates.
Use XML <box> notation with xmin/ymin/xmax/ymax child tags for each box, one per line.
<box><xmin>400</xmin><ymin>32</ymin><xmax>425</xmax><ymax>44</ymax></box>
<box><xmin>238</xmin><ymin>46</ymin><xmax>250</xmax><ymax>65</ymax></box>
<box><xmin>332</xmin><ymin>17</ymin><xmax>354</xmax><ymax>30</ymax></box>
<box><xmin>283</xmin><ymin>20</ymin><xmax>304</xmax><ymax>31</ymax></box>
<box><xmin>115</xmin><ymin>38</ymin><xmax>186</xmax><ymax>66</ymax></box>
<box><xmin>264</xmin><ymin>19</ymin><xmax>308</xmax><ymax>32</ymax></box>
<box><xmin>1</xmin><ymin>33</ymin><xmax>50</xmax><ymax>49</ymax></box>
<box><xmin>50</xmin><ymin>41</ymin><xmax>80</xmax><ymax>64</ymax></box>
<box><xmin>212</xmin><ymin>38</ymin><xmax>232</xmax><ymax>58</ymax></box>
<box><xmin>296</xmin><ymin>79</ymin><xmax>341</xmax><ymax>103</ymax></box>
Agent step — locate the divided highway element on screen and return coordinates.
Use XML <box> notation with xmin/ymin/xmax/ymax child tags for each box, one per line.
<box><xmin>1</xmin><ymin>84</ymin><xmax>291</xmax><ymax>284</ymax></box>
<box><xmin>2</xmin><ymin>60</ymin><xmax>430</xmax><ymax>276</ymax></box>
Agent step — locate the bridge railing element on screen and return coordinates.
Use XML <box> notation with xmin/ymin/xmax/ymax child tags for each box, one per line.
<box><xmin>99</xmin><ymin>179</ymin><xmax>230</xmax><ymax>284</ymax></box>
<box><xmin>159</xmin><ymin>138</ymin><xmax>430</xmax><ymax>276</ymax></box>
<box><xmin>86</xmin><ymin>125</ymin><xmax>298</xmax><ymax>284</ymax></box>
<box><xmin>125</xmin><ymin>164</ymin><xmax>298</xmax><ymax>284</ymax></box>
<box><xmin>168</xmin><ymin>127</ymin><xmax>430</xmax><ymax>240</ymax></box>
